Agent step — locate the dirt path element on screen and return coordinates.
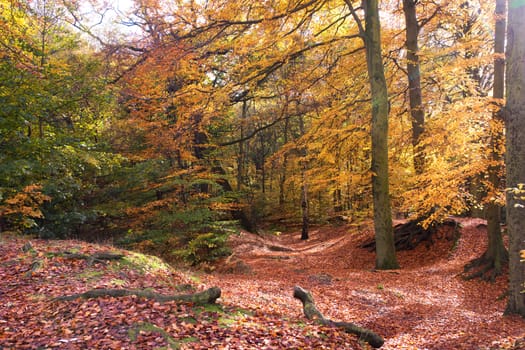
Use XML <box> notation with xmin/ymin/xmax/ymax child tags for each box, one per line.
<box><xmin>209</xmin><ymin>218</ymin><xmax>525</xmax><ymax>349</ymax></box>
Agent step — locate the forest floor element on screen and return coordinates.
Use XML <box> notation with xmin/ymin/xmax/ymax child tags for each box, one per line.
<box><xmin>209</xmin><ymin>217</ymin><xmax>525</xmax><ymax>349</ymax></box>
<box><xmin>1</xmin><ymin>218</ymin><xmax>524</xmax><ymax>349</ymax></box>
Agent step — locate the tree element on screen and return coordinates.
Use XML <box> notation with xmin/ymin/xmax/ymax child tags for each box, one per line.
<box><xmin>347</xmin><ymin>0</ymin><xmax>399</xmax><ymax>269</ymax></box>
<box><xmin>394</xmin><ymin>1</ymin><xmax>501</xmax><ymax>228</ymax></box>
<box><xmin>299</xmin><ymin>114</ymin><xmax>309</xmax><ymax>240</ymax></box>
<box><xmin>505</xmin><ymin>0</ymin><xmax>525</xmax><ymax>317</ymax></box>
<box><xmin>0</xmin><ymin>0</ymin><xmax>120</xmax><ymax>237</ymax></box>
<box><xmin>402</xmin><ymin>0</ymin><xmax>426</xmax><ymax>175</ymax></box>
<box><xmin>464</xmin><ymin>0</ymin><xmax>508</xmax><ymax>280</ymax></box>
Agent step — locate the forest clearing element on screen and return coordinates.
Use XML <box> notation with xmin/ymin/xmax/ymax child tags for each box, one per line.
<box><xmin>1</xmin><ymin>218</ymin><xmax>524</xmax><ymax>349</ymax></box>
<box><xmin>2</xmin><ymin>0</ymin><xmax>525</xmax><ymax>348</ymax></box>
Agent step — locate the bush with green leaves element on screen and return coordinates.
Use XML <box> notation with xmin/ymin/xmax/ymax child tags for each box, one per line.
<box><xmin>176</xmin><ymin>232</ymin><xmax>232</xmax><ymax>266</ymax></box>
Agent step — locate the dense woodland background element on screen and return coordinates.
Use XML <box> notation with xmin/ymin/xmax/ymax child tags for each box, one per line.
<box><xmin>1</xmin><ymin>0</ymin><xmax>525</xmax><ymax>320</ymax></box>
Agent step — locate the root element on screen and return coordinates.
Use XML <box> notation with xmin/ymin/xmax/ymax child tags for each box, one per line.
<box><xmin>463</xmin><ymin>253</ymin><xmax>508</xmax><ymax>282</ymax></box>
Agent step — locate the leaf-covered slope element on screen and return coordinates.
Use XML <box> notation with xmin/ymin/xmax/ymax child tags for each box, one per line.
<box><xmin>0</xmin><ymin>235</ymin><xmax>361</xmax><ymax>349</ymax></box>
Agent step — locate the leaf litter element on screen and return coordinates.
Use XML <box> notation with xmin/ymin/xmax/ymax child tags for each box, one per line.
<box><xmin>0</xmin><ymin>217</ymin><xmax>524</xmax><ymax>349</ymax></box>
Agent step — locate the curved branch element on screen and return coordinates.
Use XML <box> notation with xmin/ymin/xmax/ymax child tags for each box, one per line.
<box><xmin>293</xmin><ymin>286</ymin><xmax>384</xmax><ymax>348</ymax></box>
<box><xmin>344</xmin><ymin>0</ymin><xmax>365</xmax><ymax>37</ymax></box>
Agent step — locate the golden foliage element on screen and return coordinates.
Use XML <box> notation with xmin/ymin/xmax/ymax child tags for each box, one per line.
<box><xmin>1</xmin><ymin>185</ymin><xmax>51</xmax><ymax>229</ymax></box>
<box><xmin>107</xmin><ymin>0</ymin><xmax>504</xmax><ymax>225</ymax></box>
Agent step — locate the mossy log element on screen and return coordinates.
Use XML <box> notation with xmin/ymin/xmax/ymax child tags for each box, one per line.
<box><xmin>293</xmin><ymin>286</ymin><xmax>384</xmax><ymax>348</ymax></box>
<box><xmin>59</xmin><ymin>251</ymin><xmax>124</xmax><ymax>266</ymax></box>
<box><xmin>54</xmin><ymin>286</ymin><xmax>221</xmax><ymax>305</ymax></box>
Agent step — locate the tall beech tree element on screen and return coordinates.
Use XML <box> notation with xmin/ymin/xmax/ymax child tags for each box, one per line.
<box><xmin>402</xmin><ymin>0</ymin><xmax>426</xmax><ymax>175</ymax></box>
<box><xmin>505</xmin><ymin>0</ymin><xmax>525</xmax><ymax>317</ymax></box>
<box><xmin>465</xmin><ymin>0</ymin><xmax>508</xmax><ymax>280</ymax></box>
<box><xmin>395</xmin><ymin>1</ymin><xmax>500</xmax><ymax>228</ymax></box>
<box><xmin>347</xmin><ymin>0</ymin><xmax>399</xmax><ymax>269</ymax></box>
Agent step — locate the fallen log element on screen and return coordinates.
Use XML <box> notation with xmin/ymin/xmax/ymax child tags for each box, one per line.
<box><xmin>361</xmin><ymin>217</ymin><xmax>459</xmax><ymax>251</ymax></box>
<box><xmin>293</xmin><ymin>286</ymin><xmax>384</xmax><ymax>348</ymax></box>
<box><xmin>58</xmin><ymin>251</ymin><xmax>124</xmax><ymax>266</ymax></box>
<box><xmin>54</xmin><ymin>286</ymin><xmax>221</xmax><ymax>305</ymax></box>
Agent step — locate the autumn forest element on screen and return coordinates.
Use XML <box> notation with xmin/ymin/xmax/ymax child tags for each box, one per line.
<box><xmin>1</xmin><ymin>0</ymin><xmax>525</xmax><ymax>348</ymax></box>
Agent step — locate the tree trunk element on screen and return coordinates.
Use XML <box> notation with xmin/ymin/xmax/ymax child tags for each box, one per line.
<box><xmin>237</xmin><ymin>100</ymin><xmax>248</xmax><ymax>191</ymax></box>
<box><xmin>402</xmin><ymin>0</ymin><xmax>425</xmax><ymax>174</ymax></box>
<box><xmin>486</xmin><ymin>0</ymin><xmax>508</xmax><ymax>274</ymax></box>
<box><xmin>301</xmin><ymin>172</ymin><xmax>309</xmax><ymax>240</ymax></box>
<box><xmin>364</xmin><ymin>0</ymin><xmax>399</xmax><ymax>269</ymax></box>
<box><xmin>333</xmin><ymin>188</ymin><xmax>343</xmax><ymax>212</ymax></box>
<box><xmin>465</xmin><ymin>0</ymin><xmax>508</xmax><ymax>280</ymax></box>
<box><xmin>505</xmin><ymin>0</ymin><xmax>525</xmax><ymax>317</ymax></box>
<box><xmin>279</xmin><ymin>117</ymin><xmax>290</xmax><ymax>207</ymax></box>
<box><xmin>299</xmin><ymin>115</ymin><xmax>309</xmax><ymax>240</ymax></box>
<box><xmin>256</xmin><ymin>132</ymin><xmax>266</xmax><ymax>194</ymax></box>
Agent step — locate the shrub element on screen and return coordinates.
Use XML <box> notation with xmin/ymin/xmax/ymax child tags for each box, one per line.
<box><xmin>176</xmin><ymin>232</ymin><xmax>231</xmax><ymax>266</ymax></box>
<box><xmin>0</xmin><ymin>185</ymin><xmax>50</xmax><ymax>232</ymax></box>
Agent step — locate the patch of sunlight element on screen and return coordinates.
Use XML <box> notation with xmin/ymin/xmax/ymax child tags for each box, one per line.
<box><xmin>218</xmin><ymin>316</ymin><xmax>237</xmax><ymax>327</ymax></box>
<box><xmin>28</xmin><ymin>294</ymin><xmax>47</xmax><ymax>301</ymax></box>
<box><xmin>389</xmin><ymin>288</ymin><xmax>406</xmax><ymax>299</ymax></box>
<box><xmin>76</xmin><ymin>270</ymin><xmax>105</xmax><ymax>282</ymax></box>
<box><xmin>128</xmin><ymin>322</ymin><xmax>197</xmax><ymax>349</ymax></box>
<box><xmin>119</xmin><ymin>251</ymin><xmax>172</xmax><ymax>274</ymax></box>
<box><xmin>417</xmin><ymin>290</ymin><xmax>460</xmax><ymax>307</ymax></box>
<box><xmin>109</xmin><ymin>278</ymin><xmax>127</xmax><ymax>286</ymax></box>
<box><xmin>216</xmin><ymin>308</ymin><xmax>257</xmax><ymax>328</ymax></box>
<box><xmin>193</xmin><ymin>303</ymin><xmax>224</xmax><ymax>316</ymax></box>
<box><xmin>218</xmin><ymin>313</ymin><xmax>257</xmax><ymax>329</ymax></box>
<box><xmin>189</xmin><ymin>275</ymin><xmax>202</xmax><ymax>284</ymax></box>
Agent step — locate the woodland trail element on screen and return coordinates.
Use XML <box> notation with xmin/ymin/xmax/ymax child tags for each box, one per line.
<box><xmin>209</xmin><ymin>218</ymin><xmax>525</xmax><ymax>349</ymax></box>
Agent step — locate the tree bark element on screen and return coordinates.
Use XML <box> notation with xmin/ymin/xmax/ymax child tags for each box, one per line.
<box><xmin>505</xmin><ymin>0</ymin><xmax>525</xmax><ymax>317</ymax></box>
<box><xmin>402</xmin><ymin>0</ymin><xmax>425</xmax><ymax>174</ymax></box>
<box><xmin>279</xmin><ymin>116</ymin><xmax>290</xmax><ymax>207</ymax></box>
<box><xmin>299</xmin><ymin>115</ymin><xmax>309</xmax><ymax>240</ymax></box>
<box><xmin>486</xmin><ymin>0</ymin><xmax>508</xmax><ymax>274</ymax></box>
<box><xmin>363</xmin><ymin>0</ymin><xmax>399</xmax><ymax>269</ymax></box>
<box><xmin>237</xmin><ymin>100</ymin><xmax>248</xmax><ymax>191</ymax></box>
<box><xmin>293</xmin><ymin>286</ymin><xmax>384</xmax><ymax>348</ymax></box>
<box><xmin>465</xmin><ymin>0</ymin><xmax>508</xmax><ymax>280</ymax></box>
